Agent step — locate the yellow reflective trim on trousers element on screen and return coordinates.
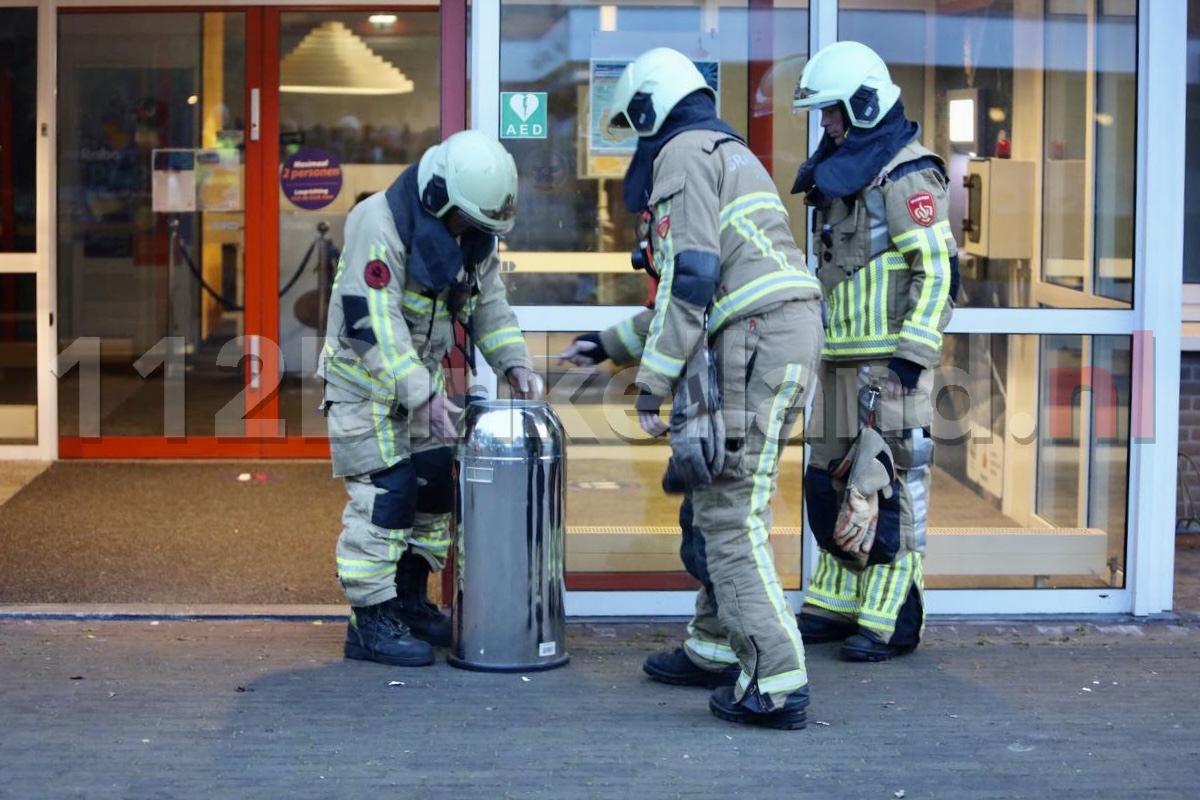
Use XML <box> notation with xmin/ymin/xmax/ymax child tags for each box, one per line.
<box><xmin>401</xmin><ymin>290</ymin><xmax>434</xmax><ymax>315</ymax></box>
<box><xmin>857</xmin><ymin>552</ymin><xmax>919</xmax><ymax>633</ymax></box>
<box><xmin>720</xmin><ymin>193</ymin><xmax>793</xmax><ymax>272</ymax></box>
<box><xmin>806</xmin><ymin>550</ymin><xmax>859</xmax><ymax>613</ymax></box>
<box><xmin>337</xmin><ymin>528</ymin><xmax>405</xmax><ymax>578</ymax></box>
<box><xmin>745</xmin><ymin>363</ymin><xmax>807</xmax><ymax>660</ymax></box>
<box><xmin>709</xmin><ymin>272</ymin><xmax>821</xmax><ymax>331</ymax></box>
<box><xmin>478</xmin><ymin>326</ymin><xmax>525</xmax><ymax>355</ymax></box>
<box><xmin>409</xmin><ymin>513</ymin><xmax>451</xmax><ymax>557</ymax></box>
<box><xmin>615</xmin><ymin>317</ymin><xmax>644</xmax><ymax>359</ymax></box>
<box><xmin>684</xmin><ymin>635</ymin><xmax>738</xmax><ymax>665</ymax></box>
<box><xmin>753</xmin><ymin>668</ymin><xmax>809</xmax><ymax>696</ymax></box>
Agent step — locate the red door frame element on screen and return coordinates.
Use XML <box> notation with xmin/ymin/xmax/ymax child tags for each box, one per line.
<box><xmin>61</xmin><ymin>3</ymin><xmax>467</xmax><ymax>459</ymax></box>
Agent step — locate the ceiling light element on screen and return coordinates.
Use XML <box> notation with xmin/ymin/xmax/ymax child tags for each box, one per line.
<box><xmin>280</xmin><ymin>21</ymin><xmax>414</xmax><ymax>96</ymax></box>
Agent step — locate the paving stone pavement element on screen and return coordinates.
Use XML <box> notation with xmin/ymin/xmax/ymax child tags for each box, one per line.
<box><xmin>1</xmin><ymin>616</ymin><xmax>1198</xmax><ymax>800</ymax></box>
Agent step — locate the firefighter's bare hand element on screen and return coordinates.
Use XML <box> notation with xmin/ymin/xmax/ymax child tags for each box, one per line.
<box><xmin>415</xmin><ymin>394</ymin><xmax>462</xmax><ymax>441</ymax></box>
<box><xmin>885</xmin><ymin>377</ymin><xmax>916</xmax><ymax>400</ymax></box>
<box><xmin>506</xmin><ymin>366</ymin><xmax>542</xmax><ymax>400</ymax></box>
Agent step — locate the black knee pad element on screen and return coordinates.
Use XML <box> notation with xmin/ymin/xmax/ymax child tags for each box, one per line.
<box><xmin>369</xmin><ymin>460</ymin><xmax>417</xmax><ymax>529</ymax></box>
<box><xmin>412</xmin><ymin>447</ymin><xmax>455</xmax><ymax>515</ymax></box>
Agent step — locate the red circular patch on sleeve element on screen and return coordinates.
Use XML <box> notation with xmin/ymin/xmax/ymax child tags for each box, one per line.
<box><xmin>364</xmin><ymin>260</ymin><xmax>391</xmax><ymax>289</ymax></box>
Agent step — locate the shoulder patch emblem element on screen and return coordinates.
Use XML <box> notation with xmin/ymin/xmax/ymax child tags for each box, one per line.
<box><xmin>906</xmin><ymin>192</ymin><xmax>936</xmax><ymax>227</ymax></box>
<box><xmin>364</xmin><ymin>260</ymin><xmax>391</xmax><ymax>290</ymax></box>
<box><xmin>656</xmin><ymin>215</ymin><xmax>671</xmax><ymax>239</ymax></box>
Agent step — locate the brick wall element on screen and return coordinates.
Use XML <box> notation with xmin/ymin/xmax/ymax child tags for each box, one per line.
<box><xmin>1179</xmin><ymin>354</ymin><xmax>1200</xmax><ymax>533</ymax></box>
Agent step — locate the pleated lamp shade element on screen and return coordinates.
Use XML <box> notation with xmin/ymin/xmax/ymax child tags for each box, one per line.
<box><xmin>280</xmin><ymin>21</ymin><xmax>414</xmax><ymax>95</ymax></box>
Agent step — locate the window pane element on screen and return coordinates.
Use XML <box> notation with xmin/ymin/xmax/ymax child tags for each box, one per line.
<box><xmin>0</xmin><ymin>8</ymin><xmax>38</xmax><ymax>254</ymax></box>
<box><xmin>843</xmin><ymin>1</ymin><xmax>1136</xmax><ymax>309</ymax></box>
<box><xmin>0</xmin><ymin>274</ymin><xmax>37</xmax><ymax>443</ymax></box>
<box><xmin>933</xmin><ymin>333</ymin><xmax>1129</xmax><ymax>589</ymax></box>
<box><xmin>57</xmin><ymin>12</ymin><xmax>248</xmax><ymax>438</ymax></box>
<box><xmin>498</xmin><ymin>1</ymin><xmax>808</xmax><ymax>308</ymax></box>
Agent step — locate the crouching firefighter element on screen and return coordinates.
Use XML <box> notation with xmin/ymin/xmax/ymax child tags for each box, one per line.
<box><xmin>319</xmin><ymin>129</ymin><xmax>539</xmax><ymax>667</ymax></box>
<box><xmin>791</xmin><ymin>41</ymin><xmax>957</xmax><ymax>662</ymax></box>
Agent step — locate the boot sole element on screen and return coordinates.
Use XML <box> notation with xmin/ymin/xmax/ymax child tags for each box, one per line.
<box><xmin>643</xmin><ymin>664</ymin><xmax>739</xmax><ymax>689</ymax></box>
<box><xmin>708</xmin><ymin>699</ymin><xmax>808</xmax><ymax>730</ymax></box>
<box><xmin>344</xmin><ymin>643</ymin><xmax>435</xmax><ymax>667</ymax></box>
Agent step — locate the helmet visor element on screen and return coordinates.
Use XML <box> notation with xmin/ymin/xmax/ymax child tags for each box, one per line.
<box><xmin>462</xmin><ymin>193</ymin><xmax>517</xmax><ymax>235</ymax></box>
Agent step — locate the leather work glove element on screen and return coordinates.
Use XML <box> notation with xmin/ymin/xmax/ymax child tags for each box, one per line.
<box><xmin>557</xmin><ymin>333</ymin><xmax>608</xmax><ymax>367</ymax></box>
<box><xmin>506</xmin><ymin>366</ymin><xmax>543</xmax><ymax>400</ymax></box>
<box><xmin>413</xmin><ymin>393</ymin><xmax>462</xmax><ymax>442</ymax></box>
<box><xmin>831</xmin><ymin>427</ymin><xmax>896</xmax><ymax>568</ymax></box>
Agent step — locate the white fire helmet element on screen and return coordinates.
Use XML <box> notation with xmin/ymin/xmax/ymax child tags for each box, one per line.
<box><xmin>606</xmin><ymin>48</ymin><xmax>715</xmax><ymax>138</ymax></box>
<box><xmin>418</xmin><ymin>130</ymin><xmax>518</xmax><ymax>234</ymax></box>
<box><xmin>792</xmin><ymin>41</ymin><xmax>901</xmax><ymax>130</ymax></box>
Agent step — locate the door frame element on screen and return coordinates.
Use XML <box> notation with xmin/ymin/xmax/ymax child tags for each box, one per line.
<box><xmin>0</xmin><ymin>0</ymin><xmax>55</xmax><ymax>462</ymax></box>
<box><xmin>58</xmin><ymin>2</ymin><xmax>467</xmax><ymax>458</ymax></box>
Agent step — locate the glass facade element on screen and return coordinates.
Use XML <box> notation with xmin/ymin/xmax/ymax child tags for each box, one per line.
<box><xmin>0</xmin><ymin>0</ymin><xmax>1185</xmax><ymax>613</ymax></box>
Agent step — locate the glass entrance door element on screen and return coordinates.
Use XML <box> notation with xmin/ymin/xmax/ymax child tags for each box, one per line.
<box><xmin>55</xmin><ymin>7</ymin><xmax>452</xmax><ymax>457</ymax></box>
<box><xmin>0</xmin><ymin>5</ymin><xmax>44</xmax><ymax>458</ymax></box>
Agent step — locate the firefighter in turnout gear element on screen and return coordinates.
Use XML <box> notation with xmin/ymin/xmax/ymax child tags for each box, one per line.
<box><xmin>791</xmin><ymin>41</ymin><xmax>957</xmax><ymax>662</ymax></box>
<box><xmin>560</xmin><ymin>48</ymin><xmax>826</xmax><ymax>730</ymax></box>
<box><xmin>320</xmin><ymin>130</ymin><xmax>539</xmax><ymax>667</ymax></box>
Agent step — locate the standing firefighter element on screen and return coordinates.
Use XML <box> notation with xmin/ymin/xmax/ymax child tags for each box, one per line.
<box><xmin>791</xmin><ymin>41</ymin><xmax>957</xmax><ymax>661</ymax></box>
<box><xmin>561</xmin><ymin>47</ymin><xmax>825</xmax><ymax>729</ymax></box>
<box><xmin>320</xmin><ymin>130</ymin><xmax>539</xmax><ymax>667</ymax></box>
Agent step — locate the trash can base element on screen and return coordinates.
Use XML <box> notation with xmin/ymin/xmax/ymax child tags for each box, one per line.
<box><xmin>446</xmin><ymin>654</ymin><xmax>570</xmax><ymax>673</ymax></box>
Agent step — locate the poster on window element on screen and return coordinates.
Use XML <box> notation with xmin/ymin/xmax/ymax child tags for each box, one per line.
<box><xmin>151</xmin><ymin>149</ymin><xmax>196</xmax><ymax>213</ymax></box>
<box><xmin>584</xmin><ymin>32</ymin><xmax>720</xmax><ymax>179</ymax></box>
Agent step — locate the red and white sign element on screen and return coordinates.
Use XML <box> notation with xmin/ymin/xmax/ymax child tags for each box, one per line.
<box><xmin>906</xmin><ymin>192</ymin><xmax>936</xmax><ymax>227</ymax></box>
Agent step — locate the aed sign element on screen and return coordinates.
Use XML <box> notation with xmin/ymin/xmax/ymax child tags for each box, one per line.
<box><xmin>500</xmin><ymin>92</ymin><xmax>548</xmax><ymax>139</ymax></box>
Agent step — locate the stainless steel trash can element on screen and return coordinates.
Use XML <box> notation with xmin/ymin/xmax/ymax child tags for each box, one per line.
<box><xmin>448</xmin><ymin>399</ymin><xmax>569</xmax><ymax>672</ymax></box>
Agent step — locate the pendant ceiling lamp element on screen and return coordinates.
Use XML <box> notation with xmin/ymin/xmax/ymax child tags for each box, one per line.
<box><xmin>280</xmin><ymin>21</ymin><xmax>414</xmax><ymax>95</ymax></box>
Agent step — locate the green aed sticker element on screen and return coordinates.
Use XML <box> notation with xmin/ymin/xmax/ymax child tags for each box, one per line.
<box><xmin>500</xmin><ymin>92</ymin><xmax>548</xmax><ymax>139</ymax></box>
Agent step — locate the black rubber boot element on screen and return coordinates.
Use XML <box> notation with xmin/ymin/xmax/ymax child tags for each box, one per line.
<box><xmin>839</xmin><ymin>628</ymin><xmax>916</xmax><ymax>662</ymax></box>
<box><xmin>840</xmin><ymin>585</ymin><xmax>922</xmax><ymax>662</ymax></box>
<box><xmin>708</xmin><ymin>685</ymin><xmax>809</xmax><ymax>730</ymax></box>
<box><xmin>643</xmin><ymin>648</ymin><xmax>740</xmax><ymax>688</ymax></box>
<box><xmin>796</xmin><ymin>611</ymin><xmax>858</xmax><ymax>644</ymax></box>
<box><xmin>344</xmin><ymin>602</ymin><xmax>435</xmax><ymax>667</ymax></box>
<box><xmin>392</xmin><ymin>551</ymin><xmax>452</xmax><ymax>647</ymax></box>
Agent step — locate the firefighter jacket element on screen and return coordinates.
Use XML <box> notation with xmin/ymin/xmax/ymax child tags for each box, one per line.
<box><xmin>600</xmin><ymin>129</ymin><xmax>823</xmax><ymax>399</ymax></box>
<box><xmin>319</xmin><ymin>191</ymin><xmax>531</xmax><ymax>413</ymax></box>
<box><xmin>813</xmin><ymin>139</ymin><xmax>956</xmax><ymax>368</ymax></box>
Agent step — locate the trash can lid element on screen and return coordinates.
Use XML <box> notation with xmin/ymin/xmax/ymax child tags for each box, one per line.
<box><xmin>459</xmin><ymin>399</ymin><xmax>565</xmax><ymax>461</ymax></box>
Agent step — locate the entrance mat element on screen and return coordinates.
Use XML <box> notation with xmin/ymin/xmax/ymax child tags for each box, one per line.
<box><xmin>0</xmin><ymin>462</ymin><xmax>347</xmax><ymax>605</ymax></box>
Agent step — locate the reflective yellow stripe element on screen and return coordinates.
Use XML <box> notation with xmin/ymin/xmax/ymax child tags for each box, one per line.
<box><xmin>614</xmin><ymin>317</ymin><xmax>644</xmax><ymax>360</ymax></box>
<box><xmin>894</xmin><ymin>221</ymin><xmax>952</xmax><ymax>349</ymax></box>
<box><xmin>477</xmin><ymin>326</ymin><xmax>525</xmax><ymax>355</ymax></box>
<box><xmin>806</xmin><ymin>550</ymin><xmax>860</xmax><ymax>613</ymax></box>
<box><xmin>720</xmin><ymin>192</ymin><xmax>792</xmax><ymax>272</ymax></box>
<box><xmin>744</xmin><ymin>363</ymin><xmax>808</xmax><ymax>674</ymax></box>
<box><xmin>642</xmin><ymin>196</ymin><xmax>687</xmax><ymax>382</ymax></box>
<box><xmin>709</xmin><ymin>271</ymin><xmax>821</xmax><ymax>332</ymax></box>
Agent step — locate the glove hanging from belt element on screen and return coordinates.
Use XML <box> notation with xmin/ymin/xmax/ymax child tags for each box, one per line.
<box><xmin>661</xmin><ymin>340</ymin><xmax>725</xmax><ymax>495</ymax></box>
<box><xmin>830</xmin><ymin>426</ymin><xmax>896</xmax><ymax>569</ymax></box>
